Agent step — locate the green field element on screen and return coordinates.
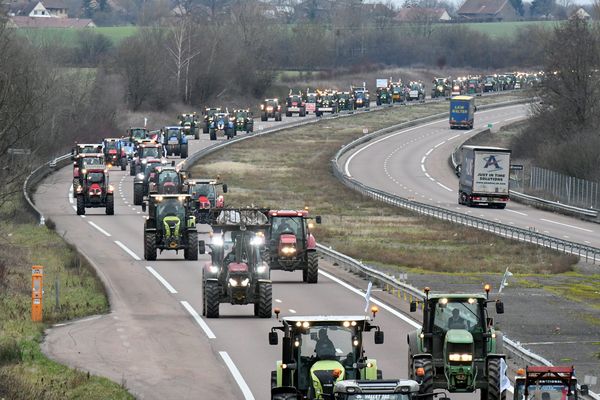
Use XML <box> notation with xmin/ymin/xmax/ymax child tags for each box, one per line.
<box><xmin>17</xmin><ymin>26</ymin><xmax>138</xmax><ymax>46</ymax></box>
<box><xmin>456</xmin><ymin>20</ymin><xmax>557</xmax><ymax>38</ymax></box>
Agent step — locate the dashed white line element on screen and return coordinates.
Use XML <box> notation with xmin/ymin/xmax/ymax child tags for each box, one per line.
<box><xmin>114</xmin><ymin>240</ymin><xmax>141</xmax><ymax>260</ymax></box>
<box><xmin>433</xmin><ymin>141</ymin><xmax>446</xmax><ymax>148</ymax></box>
<box><xmin>180</xmin><ymin>301</ymin><xmax>216</xmax><ymax>339</ymax></box>
<box><xmin>275</xmin><ymin>299</ymin><xmax>282</xmax><ymax>303</ymax></box>
<box><xmin>448</xmin><ymin>134</ymin><xmax>460</xmax><ymax>140</ymax></box>
<box><xmin>425</xmin><ymin>148</ymin><xmax>433</xmax><ymax>156</ymax></box>
<box><xmin>540</xmin><ymin>218</ymin><xmax>593</xmax><ymax>233</ymax></box>
<box><xmin>289</xmin><ymin>309</ymin><xmax>297</xmax><ymax>314</ymax></box>
<box><xmin>88</xmin><ymin>221</ymin><xmax>111</xmax><ymax>237</ymax></box>
<box><xmin>219</xmin><ymin>352</ymin><xmax>255</xmax><ymax>400</ymax></box>
<box><xmin>505</xmin><ymin>209</ymin><xmax>527</xmax><ymax>216</ymax></box>
<box><xmin>420</xmin><ymin>156</ymin><xmax>426</xmax><ymax>164</ymax></box>
<box><xmin>146</xmin><ymin>266</ymin><xmax>177</xmax><ymax>293</ymax></box>
<box><xmin>436</xmin><ymin>182</ymin><xmax>453</xmax><ymax>192</ymax></box>
<box><xmin>420</xmin><ymin>164</ymin><xmax>426</xmax><ymax>172</ymax></box>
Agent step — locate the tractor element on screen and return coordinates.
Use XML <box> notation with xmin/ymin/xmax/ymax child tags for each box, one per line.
<box><xmin>260</xmin><ymin>99</ymin><xmax>283</xmax><ymax>121</ymax></box>
<box><xmin>407</xmin><ymin>285</ymin><xmax>506</xmax><ymax>400</ymax></box>
<box><xmin>337</xmin><ymin>91</ymin><xmax>355</xmax><ymax>112</ymax></box>
<box><xmin>407</xmin><ymin>81</ymin><xmax>426</xmax><ymax>102</ymax></box>
<box><xmin>513</xmin><ymin>366</ymin><xmax>589</xmax><ymax>400</ymax></box>
<box><xmin>431</xmin><ymin>78</ymin><xmax>451</xmax><ymax>99</ymax></box>
<box><xmin>74</xmin><ymin>167</ymin><xmax>114</xmax><ymax>216</ymax></box>
<box><xmin>178</xmin><ymin>113</ymin><xmax>199</xmax><ymax>139</ymax></box>
<box><xmin>133</xmin><ymin>158</ymin><xmax>165</xmax><ymax>205</ymax></box>
<box><xmin>130</xmin><ymin>142</ymin><xmax>162</xmax><ymax>176</ymax></box>
<box><xmin>286</xmin><ymin>91</ymin><xmax>307</xmax><ymax>117</ymax></box>
<box><xmin>141</xmin><ymin>194</ymin><xmax>198</xmax><ymax>261</ymax></box>
<box><xmin>351</xmin><ymin>84</ymin><xmax>370</xmax><ymax>109</ymax></box>
<box><xmin>391</xmin><ymin>81</ymin><xmax>405</xmax><ymax>103</ymax></box>
<box><xmin>102</xmin><ymin>138</ymin><xmax>127</xmax><ymax>170</ymax></box>
<box><xmin>376</xmin><ymin>86</ymin><xmax>393</xmax><ymax>106</ymax></box>
<box><xmin>231</xmin><ymin>109</ymin><xmax>254</xmax><ymax>134</ymax></box>
<box><xmin>185</xmin><ymin>178</ymin><xmax>227</xmax><ymax>224</ymax></box>
<box><xmin>120</xmin><ymin>138</ymin><xmax>136</xmax><ymax>163</ymax></box>
<box><xmin>334</xmin><ymin>379</ymin><xmax>422</xmax><ymax>400</ymax></box>
<box><xmin>208</xmin><ymin>112</ymin><xmax>235</xmax><ymax>141</ymax></box>
<box><xmin>199</xmin><ymin>209</ymin><xmax>272</xmax><ymax>318</ymax></box>
<box><xmin>316</xmin><ymin>91</ymin><xmax>338</xmax><ymax>117</ymax></box>
<box><xmin>71</xmin><ymin>143</ymin><xmax>103</xmax><ymax>161</ymax></box>
<box><xmin>265</xmin><ymin>209</ymin><xmax>321</xmax><ymax>283</ymax></box>
<box><xmin>127</xmin><ymin>127</ymin><xmax>150</xmax><ymax>144</ymax></box>
<box><xmin>162</xmin><ymin>126</ymin><xmax>188</xmax><ymax>158</ymax></box>
<box><xmin>202</xmin><ymin>107</ymin><xmax>222</xmax><ymax>134</ymax></box>
<box><xmin>305</xmin><ymin>90</ymin><xmax>318</xmax><ymax>114</ymax></box>
<box><xmin>72</xmin><ymin>153</ymin><xmax>105</xmax><ymax>197</ymax></box>
<box><xmin>451</xmin><ymin>79</ymin><xmax>466</xmax><ymax>97</ymax></box>
<box><xmin>269</xmin><ymin>313</ymin><xmax>385</xmax><ymax>400</ymax></box>
<box><xmin>148</xmin><ymin>165</ymin><xmax>187</xmax><ymax>196</ymax></box>
<box><xmin>466</xmin><ymin>77</ymin><xmax>483</xmax><ymax>96</ymax></box>
<box><xmin>483</xmin><ymin>76</ymin><xmax>499</xmax><ymax>92</ymax></box>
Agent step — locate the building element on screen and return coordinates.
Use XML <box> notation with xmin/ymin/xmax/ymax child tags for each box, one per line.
<box><xmin>395</xmin><ymin>7</ymin><xmax>451</xmax><ymax>22</ymax></box>
<box><xmin>8</xmin><ymin>15</ymin><xmax>96</xmax><ymax>27</ymax></box>
<box><xmin>457</xmin><ymin>0</ymin><xmax>519</xmax><ymax>21</ymax></box>
<box><xmin>6</xmin><ymin>0</ymin><xmax>68</xmax><ymax>18</ymax></box>
<box><xmin>570</xmin><ymin>7</ymin><xmax>591</xmax><ymax>20</ymax></box>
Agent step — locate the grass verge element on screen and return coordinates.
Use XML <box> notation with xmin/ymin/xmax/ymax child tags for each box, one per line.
<box><xmin>0</xmin><ymin>199</ymin><xmax>133</xmax><ymax>400</ymax></box>
<box><xmin>191</xmin><ymin>92</ymin><xmax>578</xmax><ymax>276</ymax></box>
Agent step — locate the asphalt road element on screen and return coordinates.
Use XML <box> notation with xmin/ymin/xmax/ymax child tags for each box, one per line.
<box><xmin>342</xmin><ymin>104</ymin><xmax>600</xmax><ymax>249</ymax></box>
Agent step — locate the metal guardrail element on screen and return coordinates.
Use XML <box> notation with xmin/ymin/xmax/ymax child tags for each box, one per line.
<box><xmin>449</xmin><ymin>144</ymin><xmax>599</xmax><ymax>219</ymax></box>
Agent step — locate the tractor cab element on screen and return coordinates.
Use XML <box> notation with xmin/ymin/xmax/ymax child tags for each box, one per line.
<box><xmin>75</xmin><ymin>166</ymin><xmax>114</xmax><ymax>215</ymax></box>
<box><xmin>128</xmin><ymin>127</ymin><xmax>149</xmax><ymax>143</ymax></box>
<box><xmin>71</xmin><ymin>143</ymin><xmax>103</xmax><ymax>160</ymax></box>
<box><xmin>269</xmin><ymin>314</ymin><xmax>384</xmax><ymax>400</ymax></box>
<box><xmin>103</xmin><ymin>138</ymin><xmax>127</xmax><ymax>170</ymax></box>
<box><xmin>337</xmin><ymin>92</ymin><xmax>354</xmax><ymax>110</ymax></box>
<box><xmin>73</xmin><ymin>153</ymin><xmax>105</xmax><ymax>193</ymax></box>
<box><xmin>513</xmin><ymin>366</ymin><xmax>588</xmax><ymax>400</ymax></box>
<box><xmin>137</xmin><ymin>143</ymin><xmax>161</xmax><ymax>159</ymax></box>
<box><xmin>351</xmin><ymin>84</ymin><xmax>370</xmax><ymax>109</ymax></box>
<box><xmin>178</xmin><ymin>113</ymin><xmax>199</xmax><ymax>139</ymax></box>
<box><xmin>186</xmin><ymin>178</ymin><xmax>227</xmax><ymax>223</ymax></box>
<box><xmin>149</xmin><ymin>166</ymin><xmax>187</xmax><ymax>195</ymax></box>
<box><xmin>305</xmin><ymin>91</ymin><xmax>318</xmax><ymax>114</ymax></box>
<box><xmin>408</xmin><ymin>285</ymin><xmax>505</xmax><ymax>398</ymax></box>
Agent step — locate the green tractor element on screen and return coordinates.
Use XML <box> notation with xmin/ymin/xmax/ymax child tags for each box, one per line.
<box><xmin>407</xmin><ymin>285</ymin><xmax>506</xmax><ymax>400</ymax></box>
<box><xmin>178</xmin><ymin>113</ymin><xmax>199</xmax><ymax>139</ymax></box>
<box><xmin>142</xmin><ymin>194</ymin><xmax>198</xmax><ymax>261</ymax></box>
<box><xmin>269</xmin><ymin>313</ymin><xmax>384</xmax><ymax>400</ymax></box>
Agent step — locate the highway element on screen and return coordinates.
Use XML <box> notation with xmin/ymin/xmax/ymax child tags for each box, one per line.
<box><xmin>36</xmin><ymin>113</ymin><xmax>478</xmax><ymax>400</ymax></box>
<box><xmin>342</xmin><ymin>104</ymin><xmax>599</xmax><ymax>248</ymax></box>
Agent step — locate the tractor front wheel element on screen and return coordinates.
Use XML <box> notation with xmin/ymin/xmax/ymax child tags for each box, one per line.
<box><xmin>105</xmin><ymin>194</ymin><xmax>114</xmax><ymax>215</ymax></box>
<box><xmin>144</xmin><ymin>231</ymin><xmax>157</xmax><ymax>261</ymax></box>
<box><xmin>306</xmin><ymin>252</ymin><xmax>318</xmax><ymax>283</ymax></box>
<box><xmin>257</xmin><ymin>282</ymin><xmax>272</xmax><ymax>318</ymax></box>
<box><xmin>204</xmin><ymin>281</ymin><xmax>220</xmax><ymax>318</ymax></box>
<box><xmin>184</xmin><ymin>231</ymin><xmax>198</xmax><ymax>260</ymax></box>
<box><xmin>180</xmin><ymin>144</ymin><xmax>188</xmax><ymax>158</ymax></box>
<box><xmin>194</xmin><ymin>128</ymin><xmax>199</xmax><ymax>140</ymax></box>
<box><xmin>133</xmin><ymin>184</ymin><xmax>143</xmax><ymax>206</ymax></box>
<box><xmin>414</xmin><ymin>359</ymin><xmax>433</xmax><ymax>400</ymax></box>
<box><xmin>209</xmin><ymin>129</ymin><xmax>217</xmax><ymax>141</ymax></box>
<box><xmin>129</xmin><ymin>162</ymin><xmax>135</xmax><ymax>176</ymax></box>
<box><xmin>76</xmin><ymin>194</ymin><xmax>85</xmax><ymax>215</ymax></box>
<box><xmin>483</xmin><ymin>358</ymin><xmax>505</xmax><ymax>400</ymax></box>
<box><xmin>299</xmin><ymin>108</ymin><xmax>306</xmax><ymax>117</ymax></box>
<box><xmin>120</xmin><ymin>159</ymin><xmax>127</xmax><ymax>171</ymax></box>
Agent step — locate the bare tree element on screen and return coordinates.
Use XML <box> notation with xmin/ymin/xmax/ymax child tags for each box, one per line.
<box><xmin>166</xmin><ymin>16</ymin><xmax>202</xmax><ymax>102</ymax></box>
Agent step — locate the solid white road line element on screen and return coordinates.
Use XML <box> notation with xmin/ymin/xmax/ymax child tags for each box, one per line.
<box><xmin>433</xmin><ymin>141</ymin><xmax>445</xmax><ymax>148</ymax></box>
<box><xmin>219</xmin><ymin>352</ymin><xmax>255</xmax><ymax>400</ymax></box>
<box><xmin>146</xmin><ymin>266</ymin><xmax>177</xmax><ymax>294</ymax></box>
<box><xmin>180</xmin><ymin>301</ymin><xmax>216</xmax><ymax>339</ymax></box>
<box><xmin>88</xmin><ymin>221</ymin><xmax>112</xmax><ymax>237</ymax></box>
<box><xmin>436</xmin><ymin>182</ymin><xmax>453</xmax><ymax>192</ymax></box>
<box><xmin>318</xmin><ymin>270</ymin><xmax>420</xmax><ymax>329</ymax></box>
<box><xmin>505</xmin><ymin>209</ymin><xmax>527</xmax><ymax>216</ymax></box>
<box><xmin>114</xmin><ymin>240</ymin><xmax>141</xmax><ymax>260</ymax></box>
<box><xmin>540</xmin><ymin>218</ymin><xmax>593</xmax><ymax>233</ymax></box>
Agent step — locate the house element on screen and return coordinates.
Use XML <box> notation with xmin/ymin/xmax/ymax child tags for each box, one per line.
<box><xmin>457</xmin><ymin>0</ymin><xmax>519</xmax><ymax>21</ymax></box>
<box><xmin>395</xmin><ymin>7</ymin><xmax>451</xmax><ymax>22</ymax></box>
<box><xmin>8</xmin><ymin>15</ymin><xmax>96</xmax><ymax>27</ymax></box>
<box><xmin>41</xmin><ymin>0</ymin><xmax>68</xmax><ymax>18</ymax></box>
<box><xmin>6</xmin><ymin>0</ymin><xmax>68</xmax><ymax>18</ymax></box>
<box><xmin>570</xmin><ymin>7</ymin><xmax>591</xmax><ymax>20</ymax></box>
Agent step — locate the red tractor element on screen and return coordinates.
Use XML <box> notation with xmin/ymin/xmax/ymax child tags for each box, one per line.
<box><xmin>285</xmin><ymin>90</ymin><xmax>307</xmax><ymax>117</ymax></box>
<box><xmin>513</xmin><ymin>366</ymin><xmax>589</xmax><ymax>400</ymax></box>
<box><xmin>75</xmin><ymin>167</ymin><xmax>114</xmax><ymax>215</ymax></box>
<box><xmin>103</xmin><ymin>138</ymin><xmax>127</xmax><ymax>170</ymax></box>
<box><xmin>72</xmin><ymin>153</ymin><xmax>105</xmax><ymax>198</ymax></box>
<box><xmin>130</xmin><ymin>142</ymin><xmax>163</xmax><ymax>176</ymax></box>
<box><xmin>186</xmin><ymin>178</ymin><xmax>227</xmax><ymax>224</ymax></box>
<box><xmin>265</xmin><ymin>209</ymin><xmax>321</xmax><ymax>283</ymax></box>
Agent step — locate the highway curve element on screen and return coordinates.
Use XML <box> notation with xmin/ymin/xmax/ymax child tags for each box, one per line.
<box><xmin>342</xmin><ymin>104</ymin><xmax>599</xmax><ymax>248</ymax></box>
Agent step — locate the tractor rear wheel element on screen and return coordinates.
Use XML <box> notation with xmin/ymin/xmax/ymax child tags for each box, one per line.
<box><xmin>306</xmin><ymin>252</ymin><xmax>318</xmax><ymax>283</ymax></box>
<box><xmin>129</xmin><ymin>162</ymin><xmax>135</xmax><ymax>176</ymax></box>
<box><xmin>194</xmin><ymin>128</ymin><xmax>199</xmax><ymax>140</ymax></box>
<box><xmin>120</xmin><ymin>159</ymin><xmax>127</xmax><ymax>171</ymax></box>
<box><xmin>299</xmin><ymin>108</ymin><xmax>306</xmax><ymax>117</ymax></box>
<box><xmin>76</xmin><ymin>194</ymin><xmax>85</xmax><ymax>215</ymax></box>
<box><xmin>203</xmin><ymin>123</ymin><xmax>209</xmax><ymax>134</ymax></box>
<box><xmin>414</xmin><ymin>359</ymin><xmax>433</xmax><ymax>400</ymax></box>
<box><xmin>261</xmin><ymin>113</ymin><xmax>267</xmax><ymax>122</ymax></box>
<box><xmin>483</xmin><ymin>358</ymin><xmax>505</xmax><ymax>400</ymax></box>
<box><xmin>180</xmin><ymin>144</ymin><xmax>188</xmax><ymax>158</ymax></box>
<box><xmin>271</xmin><ymin>370</ymin><xmax>277</xmax><ymax>389</ymax></box>
<box><xmin>257</xmin><ymin>282</ymin><xmax>272</xmax><ymax>318</ymax></box>
<box><xmin>144</xmin><ymin>231</ymin><xmax>157</xmax><ymax>261</ymax></box>
<box><xmin>209</xmin><ymin>129</ymin><xmax>216</xmax><ymax>141</ymax></box>
<box><xmin>204</xmin><ymin>281</ymin><xmax>220</xmax><ymax>318</ymax></box>
<box><xmin>133</xmin><ymin>184</ymin><xmax>143</xmax><ymax>206</ymax></box>
<box><xmin>184</xmin><ymin>231</ymin><xmax>198</xmax><ymax>260</ymax></box>
<box><xmin>105</xmin><ymin>194</ymin><xmax>114</xmax><ymax>215</ymax></box>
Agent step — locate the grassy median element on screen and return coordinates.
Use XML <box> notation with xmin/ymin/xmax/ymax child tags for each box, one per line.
<box><xmin>0</xmin><ymin>201</ymin><xmax>133</xmax><ymax>399</ymax></box>
<box><xmin>191</xmin><ymin>93</ymin><xmax>578</xmax><ymax>275</ymax></box>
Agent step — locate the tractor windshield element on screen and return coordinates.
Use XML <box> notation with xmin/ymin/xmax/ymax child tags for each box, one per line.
<box><xmin>159</xmin><ymin>171</ymin><xmax>180</xmax><ymax>186</ymax></box>
<box><xmin>105</xmin><ymin>142</ymin><xmax>117</xmax><ymax>150</ymax></box>
<box><xmin>410</xmin><ymin>83</ymin><xmax>421</xmax><ymax>90</ymax></box>
<box><xmin>266</xmin><ymin>100</ymin><xmax>278</xmax><ymax>107</ymax></box>
<box><xmin>346</xmin><ymin>394</ymin><xmax>411</xmax><ymax>400</ymax></box>
<box><xmin>87</xmin><ymin>172</ymin><xmax>105</xmax><ymax>184</ymax></box>
<box><xmin>514</xmin><ymin>382</ymin><xmax>578</xmax><ymax>400</ymax></box>
<box><xmin>131</xmin><ymin>129</ymin><xmax>147</xmax><ymax>140</ymax></box>
<box><xmin>140</xmin><ymin>147</ymin><xmax>160</xmax><ymax>158</ymax></box>
<box><xmin>157</xmin><ymin>198</ymin><xmax>185</xmax><ymax>221</ymax></box>
<box><xmin>307</xmin><ymin>94</ymin><xmax>316</xmax><ymax>103</ymax></box>
<box><xmin>144</xmin><ymin>162</ymin><xmax>161</xmax><ymax>177</ymax></box>
<box><xmin>166</xmin><ymin>128</ymin><xmax>180</xmax><ymax>138</ymax></box>
<box><xmin>271</xmin><ymin>216</ymin><xmax>303</xmax><ymax>237</ymax></box>
<box><xmin>183</xmin><ymin>115</ymin><xmax>194</xmax><ymax>123</ymax></box>
<box><xmin>299</xmin><ymin>325</ymin><xmax>354</xmax><ymax>367</ymax></box>
<box><xmin>83</xmin><ymin>157</ymin><xmax>104</xmax><ymax>166</ymax></box>
<box><xmin>195</xmin><ymin>184</ymin><xmax>216</xmax><ymax>200</ymax></box>
<box><xmin>236</xmin><ymin>112</ymin><xmax>247</xmax><ymax>119</ymax></box>
<box><xmin>432</xmin><ymin>298</ymin><xmax>482</xmax><ymax>332</ymax></box>
<box><xmin>289</xmin><ymin>95</ymin><xmax>302</xmax><ymax>103</ymax></box>
<box><xmin>80</xmin><ymin>146</ymin><xmax>100</xmax><ymax>154</ymax></box>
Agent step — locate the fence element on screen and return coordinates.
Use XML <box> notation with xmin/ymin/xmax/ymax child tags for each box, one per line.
<box><xmin>529</xmin><ymin>166</ymin><xmax>600</xmax><ymax>210</ymax></box>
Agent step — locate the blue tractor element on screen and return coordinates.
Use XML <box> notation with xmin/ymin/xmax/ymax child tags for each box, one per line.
<box><xmin>209</xmin><ymin>112</ymin><xmax>235</xmax><ymax>141</ymax></box>
<box><xmin>162</xmin><ymin>126</ymin><xmax>188</xmax><ymax>158</ymax></box>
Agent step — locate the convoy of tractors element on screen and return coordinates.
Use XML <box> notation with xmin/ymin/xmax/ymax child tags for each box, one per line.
<box><xmin>65</xmin><ymin>70</ymin><xmax>587</xmax><ymax>400</ymax></box>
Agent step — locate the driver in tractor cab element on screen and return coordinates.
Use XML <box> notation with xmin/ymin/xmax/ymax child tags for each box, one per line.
<box><xmin>315</xmin><ymin>328</ymin><xmax>336</xmax><ymax>359</ymax></box>
<box><xmin>448</xmin><ymin>308</ymin><xmax>468</xmax><ymax>330</ymax></box>
<box><xmin>276</xmin><ymin>220</ymin><xmax>294</xmax><ymax>235</ymax></box>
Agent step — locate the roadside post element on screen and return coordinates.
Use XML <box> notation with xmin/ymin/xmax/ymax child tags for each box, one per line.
<box><xmin>32</xmin><ymin>265</ymin><xmax>43</xmax><ymax>322</ymax></box>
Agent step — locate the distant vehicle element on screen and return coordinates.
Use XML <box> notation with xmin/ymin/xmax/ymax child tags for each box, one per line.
<box><xmin>449</xmin><ymin>95</ymin><xmax>475</xmax><ymax>129</ymax></box>
<box><xmin>431</xmin><ymin>77</ymin><xmax>451</xmax><ymax>99</ymax></box>
<box><xmin>406</xmin><ymin>81</ymin><xmax>425</xmax><ymax>102</ymax></box>
<box><xmin>260</xmin><ymin>99</ymin><xmax>282</xmax><ymax>121</ymax></box>
<box><xmin>351</xmin><ymin>83</ymin><xmax>370</xmax><ymax>109</ymax></box>
<box><xmin>315</xmin><ymin>91</ymin><xmax>338</xmax><ymax>116</ymax></box>
<box><xmin>513</xmin><ymin>366</ymin><xmax>589</xmax><ymax>400</ymax></box>
<box><xmin>285</xmin><ymin>91</ymin><xmax>306</xmax><ymax>117</ymax></box>
<box><xmin>231</xmin><ymin>109</ymin><xmax>254</xmax><ymax>134</ymax></box>
<box><xmin>457</xmin><ymin>145</ymin><xmax>511</xmax><ymax>209</ymax></box>
<box><xmin>305</xmin><ymin>90</ymin><xmax>317</xmax><ymax>114</ymax></box>
<box><xmin>201</xmin><ymin>107</ymin><xmax>222</xmax><ymax>134</ymax></box>
<box><xmin>483</xmin><ymin>75</ymin><xmax>499</xmax><ymax>92</ymax></box>
<box><xmin>209</xmin><ymin>112</ymin><xmax>235</xmax><ymax>140</ymax></box>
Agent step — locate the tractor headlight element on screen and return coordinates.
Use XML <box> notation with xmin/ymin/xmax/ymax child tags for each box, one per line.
<box><xmin>250</xmin><ymin>236</ymin><xmax>264</xmax><ymax>246</ymax></box>
<box><xmin>142</xmin><ymin>159</ymin><xmax>148</xmax><ymax>164</ymax></box>
<box><xmin>209</xmin><ymin>265</ymin><xmax>219</xmax><ymax>274</ymax></box>
<box><xmin>241</xmin><ymin>278</ymin><xmax>250</xmax><ymax>287</ymax></box>
<box><xmin>229</xmin><ymin>278</ymin><xmax>238</xmax><ymax>287</ymax></box>
<box><xmin>136</xmin><ymin>173</ymin><xmax>144</xmax><ymax>180</ymax></box>
<box><xmin>281</xmin><ymin>246</ymin><xmax>296</xmax><ymax>255</ymax></box>
<box><xmin>449</xmin><ymin>353</ymin><xmax>472</xmax><ymax>362</ymax></box>
<box><xmin>212</xmin><ymin>236</ymin><xmax>224</xmax><ymax>246</ymax></box>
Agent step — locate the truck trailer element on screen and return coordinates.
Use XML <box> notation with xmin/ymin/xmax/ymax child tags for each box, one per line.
<box><xmin>450</xmin><ymin>95</ymin><xmax>475</xmax><ymax>129</ymax></box>
<box><xmin>457</xmin><ymin>145</ymin><xmax>511</xmax><ymax>209</ymax></box>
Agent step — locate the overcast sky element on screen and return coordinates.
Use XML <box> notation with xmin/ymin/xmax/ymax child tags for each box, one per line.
<box><xmin>362</xmin><ymin>0</ymin><xmax>595</xmax><ymax>6</ymax></box>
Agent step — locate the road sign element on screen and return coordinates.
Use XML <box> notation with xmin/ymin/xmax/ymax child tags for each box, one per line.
<box><xmin>510</xmin><ymin>164</ymin><xmax>524</xmax><ymax>171</ymax></box>
<box><xmin>8</xmin><ymin>148</ymin><xmax>31</xmax><ymax>155</ymax></box>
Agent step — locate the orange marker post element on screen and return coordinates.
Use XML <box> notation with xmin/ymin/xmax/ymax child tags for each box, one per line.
<box><xmin>31</xmin><ymin>265</ymin><xmax>43</xmax><ymax>322</ymax></box>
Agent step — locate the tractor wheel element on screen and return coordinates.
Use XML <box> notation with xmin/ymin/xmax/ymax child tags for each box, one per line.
<box><xmin>144</xmin><ymin>231</ymin><xmax>157</xmax><ymax>261</ymax></box>
<box><xmin>248</xmin><ymin>124</ymin><xmax>254</xmax><ymax>132</ymax></box>
<box><xmin>377</xmin><ymin>370</ymin><xmax>383</xmax><ymax>379</ymax></box>
<box><xmin>271</xmin><ymin>370</ymin><xmax>277</xmax><ymax>389</ymax></box>
<box><xmin>276</xmin><ymin>113</ymin><xmax>282</xmax><ymax>122</ymax></box>
<box><xmin>306</xmin><ymin>252</ymin><xmax>318</xmax><ymax>283</ymax></box>
<box><xmin>76</xmin><ymin>194</ymin><xmax>85</xmax><ymax>215</ymax></box>
<box><xmin>257</xmin><ymin>282</ymin><xmax>272</xmax><ymax>318</ymax></box>
<box><xmin>286</xmin><ymin>111</ymin><xmax>292</xmax><ymax>117</ymax></box>
<box><xmin>194</xmin><ymin>128</ymin><xmax>199</xmax><ymax>140</ymax></box>
<box><xmin>184</xmin><ymin>231</ymin><xmax>198</xmax><ymax>261</ymax></box>
<box><xmin>203</xmin><ymin>123</ymin><xmax>209</xmax><ymax>134</ymax></box>
<box><xmin>209</xmin><ymin>129</ymin><xmax>217</xmax><ymax>141</ymax></box>
<box><xmin>129</xmin><ymin>162</ymin><xmax>135</xmax><ymax>176</ymax></box>
<box><xmin>105</xmin><ymin>194</ymin><xmax>114</xmax><ymax>215</ymax></box>
<box><xmin>299</xmin><ymin>108</ymin><xmax>306</xmax><ymax>117</ymax></box>
<box><xmin>414</xmin><ymin>359</ymin><xmax>434</xmax><ymax>400</ymax></box>
<box><xmin>483</xmin><ymin>358</ymin><xmax>505</xmax><ymax>400</ymax></box>
<box><xmin>133</xmin><ymin>184</ymin><xmax>143</xmax><ymax>206</ymax></box>
<box><xmin>180</xmin><ymin>144</ymin><xmax>188</xmax><ymax>158</ymax></box>
<box><xmin>204</xmin><ymin>281</ymin><xmax>220</xmax><ymax>318</ymax></box>
<box><xmin>120</xmin><ymin>159</ymin><xmax>127</xmax><ymax>171</ymax></box>
<box><xmin>261</xmin><ymin>113</ymin><xmax>268</xmax><ymax>122</ymax></box>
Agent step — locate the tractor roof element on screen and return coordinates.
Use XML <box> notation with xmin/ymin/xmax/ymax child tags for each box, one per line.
<box><xmin>282</xmin><ymin>315</ymin><xmax>371</xmax><ymax>323</ymax></box>
<box><xmin>269</xmin><ymin>210</ymin><xmax>309</xmax><ymax>217</ymax></box>
<box><xmin>140</xmin><ymin>143</ymin><xmax>161</xmax><ymax>148</ymax></box>
<box><xmin>79</xmin><ymin>153</ymin><xmax>104</xmax><ymax>158</ymax></box>
<box><xmin>150</xmin><ymin>194</ymin><xmax>190</xmax><ymax>200</ymax></box>
<box><xmin>129</xmin><ymin>127</ymin><xmax>148</xmax><ymax>130</ymax></box>
<box><xmin>428</xmin><ymin>293</ymin><xmax>487</xmax><ymax>300</ymax></box>
<box><xmin>164</xmin><ymin>126</ymin><xmax>181</xmax><ymax>130</ymax></box>
<box><xmin>187</xmin><ymin>178</ymin><xmax>219</xmax><ymax>185</ymax></box>
<box><xmin>104</xmin><ymin>138</ymin><xmax>121</xmax><ymax>142</ymax></box>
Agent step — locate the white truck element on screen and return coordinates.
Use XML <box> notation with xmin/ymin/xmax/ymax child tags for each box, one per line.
<box><xmin>457</xmin><ymin>145</ymin><xmax>511</xmax><ymax>209</ymax></box>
